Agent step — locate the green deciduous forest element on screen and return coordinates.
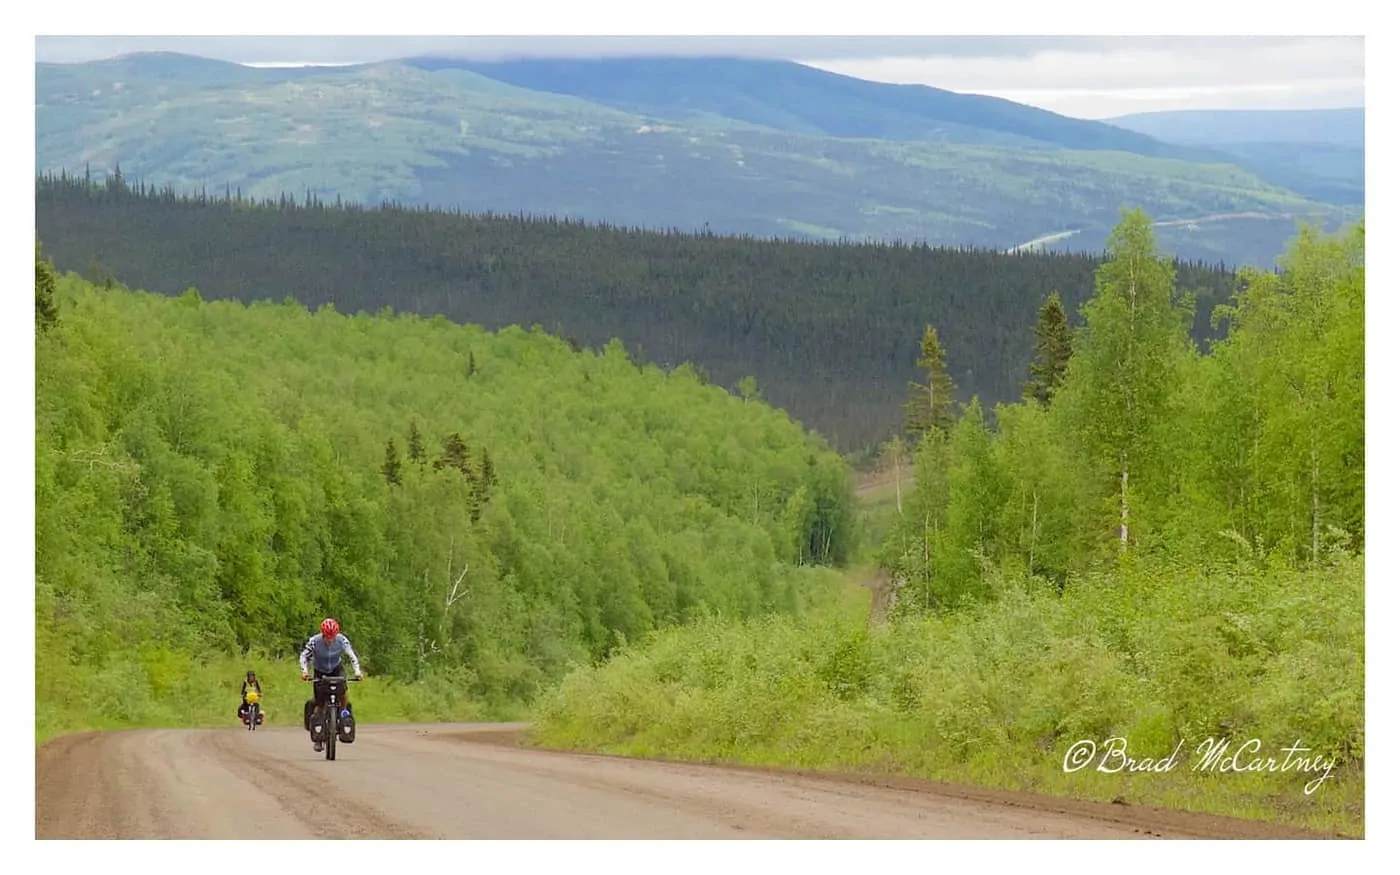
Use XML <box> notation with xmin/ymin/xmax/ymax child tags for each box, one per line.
<box><xmin>34</xmin><ymin>257</ymin><xmax>853</xmax><ymax>739</ymax></box>
<box><xmin>36</xmin><ymin>171</ymin><xmax>1240</xmax><ymax>453</ymax></box>
<box><xmin>880</xmin><ymin>210</ymin><xmax>1363</xmax><ymax>598</ymax></box>
<box><xmin>535</xmin><ymin>212</ymin><xmax>1365</xmax><ymax>834</ymax></box>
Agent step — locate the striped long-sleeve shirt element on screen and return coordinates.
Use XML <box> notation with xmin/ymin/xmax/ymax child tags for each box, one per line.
<box><xmin>299</xmin><ymin>632</ymin><xmax>363</xmax><ymax>675</ymax></box>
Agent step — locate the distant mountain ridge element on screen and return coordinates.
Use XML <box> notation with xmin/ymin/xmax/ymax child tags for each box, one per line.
<box><xmin>1104</xmin><ymin>107</ymin><xmax>1364</xmax><ymax>149</ymax></box>
<box><xmin>408</xmin><ymin>55</ymin><xmax>1229</xmax><ymax>162</ymax></box>
<box><xmin>1103</xmin><ymin>107</ymin><xmax>1365</xmax><ymax>206</ymax></box>
<box><xmin>35</xmin><ymin>51</ymin><xmax>1360</xmax><ymax>268</ymax></box>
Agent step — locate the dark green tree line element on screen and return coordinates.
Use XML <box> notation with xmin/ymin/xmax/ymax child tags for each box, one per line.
<box><xmin>35</xmin><ymin>170</ymin><xmax>1240</xmax><ymax>452</ymax></box>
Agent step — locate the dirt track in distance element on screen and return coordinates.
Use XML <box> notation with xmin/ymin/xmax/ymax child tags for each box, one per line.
<box><xmin>35</xmin><ymin>723</ymin><xmax>1337</xmax><ymax>839</ymax></box>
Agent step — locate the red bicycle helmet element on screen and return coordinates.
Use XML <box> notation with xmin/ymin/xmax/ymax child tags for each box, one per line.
<box><xmin>321</xmin><ymin>617</ymin><xmax>340</xmax><ymax>639</ymax></box>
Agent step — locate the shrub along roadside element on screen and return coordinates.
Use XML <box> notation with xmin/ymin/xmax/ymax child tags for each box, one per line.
<box><xmin>34</xmin><ymin>649</ymin><xmax>498</xmax><ymax>747</ymax></box>
<box><xmin>530</xmin><ymin>557</ymin><xmax>1364</xmax><ymax>837</ymax></box>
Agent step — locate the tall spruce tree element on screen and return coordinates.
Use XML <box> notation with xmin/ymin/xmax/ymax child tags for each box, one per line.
<box><xmin>407</xmin><ymin>420</ymin><xmax>426</xmax><ymax>465</ymax></box>
<box><xmin>435</xmin><ymin>433</ymin><xmax>471</xmax><ymax>477</ymax></box>
<box><xmin>1024</xmin><ymin>291</ymin><xmax>1073</xmax><ymax>407</ymax></box>
<box><xmin>382</xmin><ymin>438</ymin><xmax>403</xmax><ymax>486</ymax></box>
<box><xmin>36</xmin><ymin>242</ymin><xmax>59</xmax><ymax>332</ymax></box>
<box><xmin>903</xmin><ymin>324</ymin><xmax>957</xmax><ymax>439</ymax></box>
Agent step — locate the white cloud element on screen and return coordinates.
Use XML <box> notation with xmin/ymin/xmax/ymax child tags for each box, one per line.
<box><xmin>34</xmin><ymin>35</ymin><xmax>1364</xmax><ymax>119</ymax></box>
<box><xmin>799</xmin><ymin>37</ymin><xmax>1363</xmax><ymax>118</ymax></box>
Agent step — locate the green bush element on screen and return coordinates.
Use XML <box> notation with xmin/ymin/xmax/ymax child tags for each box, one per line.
<box><xmin>534</xmin><ymin>557</ymin><xmax>1364</xmax><ymax>835</ymax></box>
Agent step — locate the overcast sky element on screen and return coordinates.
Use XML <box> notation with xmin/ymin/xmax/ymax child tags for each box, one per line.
<box><xmin>34</xmin><ymin>36</ymin><xmax>1364</xmax><ymax>119</ymax></box>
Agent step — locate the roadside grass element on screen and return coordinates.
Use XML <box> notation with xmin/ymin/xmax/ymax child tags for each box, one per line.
<box><xmin>35</xmin><ymin>652</ymin><xmax>500</xmax><ymax>747</ymax></box>
<box><xmin>530</xmin><ymin>555</ymin><xmax>1364</xmax><ymax>837</ymax></box>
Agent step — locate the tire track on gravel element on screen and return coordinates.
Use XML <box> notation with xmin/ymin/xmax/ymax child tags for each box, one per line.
<box><xmin>204</xmin><ymin>730</ymin><xmax>434</xmax><ymax>839</ymax></box>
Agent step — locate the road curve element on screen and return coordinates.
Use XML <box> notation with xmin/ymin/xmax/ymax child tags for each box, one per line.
<box><xmin>1004</xmin><ymin>211</ymin><xmax>1298</xmax><ymax>254</ymax></box>
<box><xmin>35</xmin><ymin>723</ymin><xmax>1327</xmax><ymax>839</ymax></box>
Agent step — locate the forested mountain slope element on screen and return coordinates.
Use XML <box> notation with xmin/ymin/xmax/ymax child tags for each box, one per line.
<box><xmin>1104</xmin><ymin>107</ymin><xmax>1364</xmax><ymax>206</ymax></box>
<box><xmin>417</xmin><ymin>56</ymin><xmax>1219</xmax><ymax>159</ymax></box>
<box><xmin>36</xmin><ymin>172</ymin><xmax>1240</xmax><ymax>452</ymax></box>
<box><xmin>35</xmin><ymin>260</ymin><xmax>854</xmax><ymax>735</ymax></box>
<box><xmin>1105</xmin><ymin>107</ymin><xmax>1363</xmax><ymax>149</ymax></box>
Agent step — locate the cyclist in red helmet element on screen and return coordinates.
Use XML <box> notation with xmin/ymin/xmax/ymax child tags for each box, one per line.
<box><xmin>300</xmin><ymin>617</ymin><xmax>364</xmax><ymax>752</ymax></box>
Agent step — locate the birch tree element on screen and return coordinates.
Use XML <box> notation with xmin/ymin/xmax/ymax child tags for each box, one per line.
<box><xmin>1054</xmin><ymin>209</ymin><xmax>1193</xmax><ymax>550</ymax></box>
<box><xmin>1206</xmin><ymin>222</ymin><xmax>1364</xmax><ymax>563</ymax></box>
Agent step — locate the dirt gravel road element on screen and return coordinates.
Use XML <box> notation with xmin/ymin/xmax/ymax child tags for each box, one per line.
<box><xmin>35</xmin><ymin>723</ymin><xmax>1328</xmax><ymax>839</ymax></box>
